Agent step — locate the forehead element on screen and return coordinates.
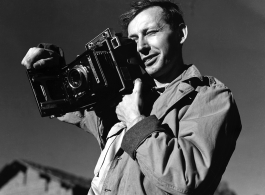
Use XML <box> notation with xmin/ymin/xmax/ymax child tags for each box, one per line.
<box><xmin>128</xmin><ymin>6</ymin><xmax>166</xmax><ymax>36</ymax></box>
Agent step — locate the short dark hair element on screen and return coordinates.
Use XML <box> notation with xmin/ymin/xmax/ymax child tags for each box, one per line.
<box><xmin>120</xmin><ymin>0</ymin><xmax>184</xmax><ymax>35</ymax></box>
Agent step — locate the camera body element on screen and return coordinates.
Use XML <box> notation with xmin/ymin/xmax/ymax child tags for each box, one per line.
<box><xmin>27</xmin><ymin>28</ymin><xmax>147</xmax><ymax>117</ymax></box>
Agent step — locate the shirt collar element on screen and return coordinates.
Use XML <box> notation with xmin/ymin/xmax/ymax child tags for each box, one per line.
<box><xmin>152</xmin><ymin>64</ymin><xmax>202</xmax><ymax>94</ymax></box>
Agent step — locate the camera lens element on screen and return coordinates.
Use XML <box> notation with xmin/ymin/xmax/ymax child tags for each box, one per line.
<box><xmin>69</xmin><ymin>70</ymin><xmax>82</xmax><ymax>88</ymax></box>
<box><xmin>68</xmin><ymin>65</ymin><xmax>89</xmax><ymax>89</ymax></box>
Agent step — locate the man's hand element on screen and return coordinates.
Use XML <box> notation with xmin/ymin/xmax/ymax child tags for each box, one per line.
<box><xmin>22</xmin><ymin>45</ymin><xmax>77</xmax><ymax>124</ymax></box>
<box><xmin>116</xmin><ymin>79</ymin><xmax>146</xmax><ymax>129</ymax></box>
<box><xmin>21</xmin><ymin>47</ymin><xmax>62</xmax><ymax>69</ymax></box>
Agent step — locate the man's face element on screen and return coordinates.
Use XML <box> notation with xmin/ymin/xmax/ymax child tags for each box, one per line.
<box><xmin>128</xmin><ymin>6</ymin><xmax>181</xmax><ymax>80</ymax></box>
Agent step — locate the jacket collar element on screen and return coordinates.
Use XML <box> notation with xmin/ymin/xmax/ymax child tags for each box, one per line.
<box><xmin>151</xmin><ymin>65</ymin><xmax>202</xmax><ymax>120</ymax></box>
<box><xmin>172</xmin><ymin>64</ymin><xmax>203</xmax><ymax>85</ymax></box>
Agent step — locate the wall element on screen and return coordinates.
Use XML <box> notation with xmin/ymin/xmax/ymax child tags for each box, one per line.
<box><xmin>0</xmin><ymin>168</ymin><xmax>73</xmax><ymax>195</ymax></box>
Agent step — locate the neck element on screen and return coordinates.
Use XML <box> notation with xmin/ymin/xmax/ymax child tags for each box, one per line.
<box><xmin>154</xmin><ymin>59</ymin><xmax>186</xmax><ymax>88</ymax></box>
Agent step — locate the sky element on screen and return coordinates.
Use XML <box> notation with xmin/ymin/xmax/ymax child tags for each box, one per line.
<box><xmin>0</xmin><ymin>0</ymin><xmax>265</xmax><ymax>195</ymax></box>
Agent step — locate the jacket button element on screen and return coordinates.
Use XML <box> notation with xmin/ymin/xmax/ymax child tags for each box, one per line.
<box><xmin>179</xmin><ymin>89</ymin><xmax>184</xmax><ymax>93</ymax></box>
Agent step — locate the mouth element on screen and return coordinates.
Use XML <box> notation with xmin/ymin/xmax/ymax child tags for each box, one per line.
<box><xmin>142</xmin><ymin>55</ymin><xmax>158</xmax><ymax>67</ymax></box>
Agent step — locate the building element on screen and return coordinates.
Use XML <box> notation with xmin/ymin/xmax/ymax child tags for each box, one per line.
<box><xmin>0</xmin><ymin>160</ymin><xmax>91</xmax><ymax>195</ymax></box>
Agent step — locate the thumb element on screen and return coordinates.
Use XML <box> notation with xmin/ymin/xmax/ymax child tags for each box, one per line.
<box><xmin>133</xmin><ymin>78</ymin><xmax>143</xmax><ymax>94</ymax></box>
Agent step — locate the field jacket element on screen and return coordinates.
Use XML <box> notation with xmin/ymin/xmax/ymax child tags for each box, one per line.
<box><xmin>62</xmin><ymin>65</ymin><xmax>241</xmax><ymax>195</ymax></box>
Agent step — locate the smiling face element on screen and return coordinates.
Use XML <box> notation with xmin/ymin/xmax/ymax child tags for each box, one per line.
<box><xmin>128</xmin><ymin>6</ymin><xmax>185</xmax><ymax>84</ymax></box>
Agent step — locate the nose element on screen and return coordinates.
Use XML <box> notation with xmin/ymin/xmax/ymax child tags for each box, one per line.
<box><xmin>137</xmin><ymin>37</ymin><xmax>150</xmax><ymax>55</ymax></box>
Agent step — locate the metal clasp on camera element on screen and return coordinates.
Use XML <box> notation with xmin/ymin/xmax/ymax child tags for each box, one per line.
<box><xmin>111</xmin><ymin>37</ymin><xmax>121</xmax><ymax>49</ymax></box>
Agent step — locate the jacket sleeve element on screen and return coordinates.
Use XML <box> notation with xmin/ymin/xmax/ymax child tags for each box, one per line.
<box><xmin>121</xmin><ymin>84</ymin><xmax>241</xmax><ymax>194</ymax></box>
<box><xmin>57</xmin><ymin>110</ymin><xmax>104</xmax><ymax>148</ymax></box>
<box><xmin>57</xmin><ymin>107</ymin><xmax>119</xmax><ymax>150</ymax></box>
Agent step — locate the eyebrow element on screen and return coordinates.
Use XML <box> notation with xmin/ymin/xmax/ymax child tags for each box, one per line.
<box><xmin>128</xmin><ymin>26</ymin><xmax>149</xmax><ymax>39</ymax></box>
<box><xmin>128</xmin><ymin>23</ymin><xmax>165</xmax><ymax>39</ymax></box>
<box><xmin>128</xmin><ymin>33</ymin><xmax>138</xmax><ymax>39</ymax></box>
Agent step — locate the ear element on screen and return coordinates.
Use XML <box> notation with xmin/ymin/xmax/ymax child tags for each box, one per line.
<box><xmin>179</xmin><ymin>23</ymin><xmax>188</xmax><ymax>44</ymax></box>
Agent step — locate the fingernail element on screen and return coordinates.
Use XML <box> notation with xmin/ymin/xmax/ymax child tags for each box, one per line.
<box><xmin>134</xmin><ymin>78</ymin><xmax>141</xmax><ymax>83</ymax></box>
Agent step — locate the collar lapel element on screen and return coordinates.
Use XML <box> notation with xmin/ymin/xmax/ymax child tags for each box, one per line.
<box><xmin>151</xmin><ymin>65</ymin><xmax>203</xmax><ymax>120</ymax></box>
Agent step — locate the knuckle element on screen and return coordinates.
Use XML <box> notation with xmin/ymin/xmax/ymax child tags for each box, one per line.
<box><xmin>28</xmin><ymin>47</ymin><xmax>34</xmax><ymax>53</ymax></box>
<box><xmin>21</xmin><ymin>57</ymin><xmax>31</xmax><ymax>68</ymax></box>
<box><xmin>38</xmin><ymin>59</ymin><xmax>45</xmax><ymax>66</ymax></box>
<box><xmin>21</xmin><ymin>58</ymin><xmax>26</xmax><ymax>66</ymax></box>
<box><xmin>29</xmin><ymin>47</ymin><xmax>39</xmax><ymax>54</ymax></box>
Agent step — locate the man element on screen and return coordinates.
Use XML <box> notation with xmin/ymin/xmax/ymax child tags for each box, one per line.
<box><xmin>21</xmin><ymin>0</ymin><xmax>241</xmax><ymax>194</ymax></box>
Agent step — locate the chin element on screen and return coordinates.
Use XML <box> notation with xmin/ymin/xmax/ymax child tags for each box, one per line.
<box><xmin>145</xmin><ymin>65</ymin><xmax>161</xmax><ymax>77</ymax></box>
<box><xmin>145</xmin><ymin>71</ymin><xmax>161</xmax><ymax>80</ymax></box>
<box><xmin>145</xmin><ymin>68</ymin><xmax>156</xmax><ymax>77</ymax></box>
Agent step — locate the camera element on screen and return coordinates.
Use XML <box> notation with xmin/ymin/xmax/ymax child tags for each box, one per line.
<box><xmin>26</xmin><ymin>28</ymin><xmax>149</xmax><ymax>117</ymax></box>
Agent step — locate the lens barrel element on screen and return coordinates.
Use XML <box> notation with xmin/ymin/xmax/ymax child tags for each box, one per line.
<box><xmin>68</xmin><ymin>65</ymin><xmax>89</xmax><ymax>89</ymax></box>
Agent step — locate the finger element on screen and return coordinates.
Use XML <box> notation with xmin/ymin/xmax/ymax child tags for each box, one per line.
<box><xmin>21</xmin><ymin>47</ymin><xmax>56</xmax><ymax>69</ymax></box>
<box><xmin>21</xmin><ymin>47</ymin><xmax>49</xmax><ymax>69</ymax></box>
<box><xmin>133</xmin><ymin>78</ymin><xmax>143</xmax><ymax>94</ymax></box>
<box><xmin>33</xmin><ymin>56</ymin><xmax>60</xmax><ymax>69</ymax></box>
<box><xmin>57</xmin><ymin>111</ymin><xmax>83</xmax><ymax>125</ymax></box>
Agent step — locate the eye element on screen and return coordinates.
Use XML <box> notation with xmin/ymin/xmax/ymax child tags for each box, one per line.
<box><xmin>146</xmin><ymin>30</ymin><xmax>158</xmax><ymax>35</ymax></box>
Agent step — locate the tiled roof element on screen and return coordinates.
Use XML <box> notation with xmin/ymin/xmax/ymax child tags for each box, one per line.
<box><xmin>0</xmin><ymin>159</ymin><xmax>91</xmax><ymax>189</ymax></box>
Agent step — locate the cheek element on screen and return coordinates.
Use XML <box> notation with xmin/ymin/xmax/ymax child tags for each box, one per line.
<box><xmin>158</xmin><ymin>37</ymin><xmax>172</xmax><ymax>54</ymax></box>
<box><xmin>149</xmin><ymin>35</ymin><xmax>177</xmax><ymax>59</ymax></box>
<box><xmin>148</xmin><ymin>36</ymin><xmax>164</xmax><ymax>49</ymax></box>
